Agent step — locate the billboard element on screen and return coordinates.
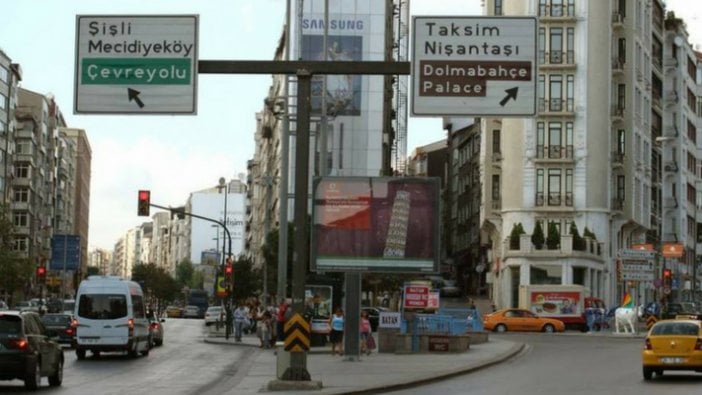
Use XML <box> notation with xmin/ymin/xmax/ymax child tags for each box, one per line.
<box><xmin>189</xmin><ymin>192</ymin><xmax>245</xmax><ymax>264</ymax></box>
<box><xmin>311</xmin><ymin>177</ymin><xmax>440</xmax><ymax>273</ymax></box>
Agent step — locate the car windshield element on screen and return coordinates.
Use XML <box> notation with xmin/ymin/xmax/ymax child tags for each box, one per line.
<box><xmin>651</xmin><ymin>322</ymin><xmax>700</xmax><ymax>336</ymax></box>
<box><xmin>78</xmin><ymin>294</ymin><xmax>127</xmax><ymax>319</ymax></box>
<box><xmin>0</xmin><ymin>315</ymin><xmax>22</xmax><ymax>336</ymax></box>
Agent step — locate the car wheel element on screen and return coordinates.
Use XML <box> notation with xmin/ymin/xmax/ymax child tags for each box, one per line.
<box><xmin>495</xmin><ymin>324</ymin><xmax>507</xmax><ymax>333</ymax></box>
<box><xmin>543</xmin><ymin>324</ymin><xmax>555</xmax><ymax>333</ymax></box>
<box><xmin>141</xmin><ymin>346</ymin><xmax>150</xmax><ymax>356</ymax></box>
<box><xmin>76</xmin><ymin>349</ymin><xmax>86</xmax><ymax>360</ymax></box>
<box><xmin>48</xmin><ymin>356</ymin><xmax>63</xmax><ymax>386</ymax></box>
<box><xmin>93</xmin><ymin>350</ymin><xmax>101</xmax><ymax>358</ymax></box>
<box><xmin>128</xmin><ymin>341</ymin><xmax>138</xmax><ymax>358</ymax></box>
<box><xmin>643</xmin><ymin>367</ymin><xmax>653</xmax><ymax>380</ymax></box>
<box><xmin>24</xmin><ymin>358</ymin><xmax>41</xmax><ymax>390</ymax></box>
<box><xmin>655</xmin><ymin>370</ymin><xmax>663</xmax><ymax>376</ymax></box>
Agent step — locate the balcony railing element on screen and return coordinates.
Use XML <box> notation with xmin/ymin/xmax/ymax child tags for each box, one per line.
<box><xmin>612</xmin><ymin>151</ymin><xmax>624</xmax><ymax>164</ymax></box>
<box><xmin>535</xmin><ymin>145</ymin><xmax>575</xmax><ymax>160</ymax></box>
<box><xmin>548</xmin><ymin>192</ymin><xmax>561</xmax><ymax>206</ymax></box>
<box><xmin>612</xmin><ymin>57</ymin><xmax>625</xmax><ymax>71</ymax></box>
<box><xmin>612</xmin><ymin>198</ymin><xmax>625</xmax><ymax>211</ymax></box>
<box><xmin>565</xmin><ymin>192</ymin><xmax>573</xmax><ymax>207</ymax></box>
<box><xmin>538</xmin><ymin>50</ymin><xmax>575</xmax><ymax>65</ymax></box>
<box><xmin>536</xmin><ymin>192</ymin><xmax>545</xmax><ymax>206</ymax></box>
<box><xmin>610</xmin><ymin>105</ymin><xmax>625</xmax><ymax>117</ymax></box>
<box><xmin>535</xmin><ymin>192</ymin><xmax>573</xmax><ymax>207</ymax></box>
<box><xmin>538</xmin><ymin>3</ymin><xmax>575</xmax><ymax>17</ymax></box>
<box><xmin>538</xmin><ymin>98</ymin><xmax>575</xmax><ymax>113</ymax></box>
<box><xmin>612</xmin><ymin>11</ymin><xmax>625</xmax><ymax>25</ymax></box>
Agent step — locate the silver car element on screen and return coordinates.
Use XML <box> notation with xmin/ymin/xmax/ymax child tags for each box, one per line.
<box><xmin>204</xmin><ymin>306</ymin><xmax>224</xmax><ymax>326</ymax></box>
<box><xmin>183</xmin><ymin>305</ymin><xmax>201</xmax><ymax>319</ymax></box>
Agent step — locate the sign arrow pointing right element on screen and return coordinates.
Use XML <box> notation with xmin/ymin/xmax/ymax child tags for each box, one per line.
<box><xmin>499</xmin><ymin>87</ymin><xmax>519</xmax><ymax>106</ymax></box>
<box><xmin>127</xmin><ymin>88</ymin><xmax>145</xmax><ymax>108</ymax></box>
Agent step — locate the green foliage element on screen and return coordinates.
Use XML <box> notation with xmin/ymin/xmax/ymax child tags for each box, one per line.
<box><xmin>570</xmin><ymin>223</ymin><xmax>586</xmax><ymax>251</ymax></box>
<box><xmin>131</xmin><ymin>262</ymin><xmax>180</xmax><ymax>311</ymax></box>
<box><xmin>232</xmin><ymin>255</ymin><xmax>260</xmax><ymax>302</ymax></box>
<box><xmin>531</xmin><ymin>222</ymin><xmax>545</xmax><ymax>249</ymax></box>
<box><xmin>583</xmin><ymin>227</ymin><xmax>597</xmax><ymax>240</ymax></box>
<box><xmin>85</xmin><ymin>266</ymin><xmax>100</xmax><ymax>276</ymax></box>
<box><xmin>509</xmin><ymin>223</ymin><xmax>526</xmax><ymax>250</ymax></box>
<box><xmin>0</xmin><ymin>204</ymin><xmax>30</xmax><ymax>302</ymax></box>
<box><xmin>175</xmin><ymin>259</ymin><xmax>194</xmax><ymax>288</ymax></box>
<box><xmin>546</xmin><ymin>222</ymin><xmax>560</xmax><ymax>250</ymax></box>
<box><xmin>261</xmin><ymin>222</ymin><xmax>294</xmax><ymax>301</ymax></box>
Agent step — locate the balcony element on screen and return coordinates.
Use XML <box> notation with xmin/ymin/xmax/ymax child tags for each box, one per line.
<box><xmin>612</xmin><ymin>151</ymin><xmax>624</xmax><ymax>165</ymax></box>
<box><xmin>538</xmin><ymin>3</ymin><xmax>576</xmax><ymax>19</ymax></box>
<box><xmin>491</xmin><ymin>200</ymin><xmax>501</xmax><ymax>210</ymax></box>
<box><xmin>538</xmin><ymin>98</ymin><xmax>575</xmax><ymax>114</ymax></box>
<box><xmin>663</xmin><ymin>161</ymin><xmax>678</xmax><ymax>172</ymax></box>
<box><xmin>612</xmin><ymin>198</ymin><xmax>624</xmax><ymax>211</ymax></box>
<box><xmin>611</xmin><ymin>105</ymin><xmax>625</xmax><ymax>119</ymax></box>
<box><xmin>612</xmin><ymin>57</ymin><xmax>625</xmax><ymax>73</ymax></box>
<box><xmin>504</xmin><ymin>234</ymin><xmax>604</xmax><ymax>261</ymax></box>
<box><xmin>535</xmin><ymin>145</ymin><xmax>574</xmax><ymax>160</ymax></box>
<box><xmin>663</xmin><ymin>90</ymin><xmax>678</xmax><ymax>105</ymax></box>
<box><xmin>612</xmin><ymin>11</ymin><xmax>625</xmax><ymax>27</ymax></box>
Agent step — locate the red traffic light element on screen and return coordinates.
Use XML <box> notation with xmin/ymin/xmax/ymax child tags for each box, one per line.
<box><xmin>224</xmin><ymin>264</ymin><xmax>233</xmax><ymax>275</ymax></box>
<box><xmin>36</xmin><ymin>266</ymin><xmax>46</xmax><ymax>281</ymax></box>
<box><xmin>663</xmin><ymin>269</ymin><xmax>672</xmax><ymax>278</ymax></box>
<box><xmin>138</xmin><ymin>190</ymin><xmax>151</xmax><ymax>216</ymax></box>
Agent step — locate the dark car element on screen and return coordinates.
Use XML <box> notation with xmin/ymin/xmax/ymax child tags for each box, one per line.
<box><xmin>0</xmin><ymin>311</ymin><xmax>64</xmax><ymax>390</ymax></box>
<box><xmin>40</xmin><ymin>314</ymin><xmax>75</xmax><ymax>347</ymax></box>
<box><xmin>148</xmin><ymin>312</ymin><xmax>165</xmax><ymax>347</ymax></box>
<box><xmin>661</xmin><ymin>302</ymin><xmax>702</xmax><ymax>320</ymax></box>
<box><xmin>361</xmin><ymin>306</ymin><xmax>390</xmax><ymax>332</ymax></box>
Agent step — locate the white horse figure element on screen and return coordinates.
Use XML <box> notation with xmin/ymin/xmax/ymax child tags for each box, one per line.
<box><xmin>614</xmin><ymin>304</ymin><xmax>642</xmax><ymax>334</ymax></box>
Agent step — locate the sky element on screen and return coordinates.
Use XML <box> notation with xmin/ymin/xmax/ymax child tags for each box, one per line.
<box><xmin>0</xmin><ymin>0</ymin><xmax>700</xmax><ymax>251</ymax></box>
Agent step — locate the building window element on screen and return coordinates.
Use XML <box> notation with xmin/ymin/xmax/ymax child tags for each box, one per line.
<box><xmin>13</xmin><ymin>237</ymin><xmax>28</xmax><ymax>252</ymax></box>
<box><xmin>536</xmin><ymin>169</ymin><xmax>545</xmax><ymax>206</ymax></box>
<box><xmin>551</xmin><ymin>0</ymin><xmax>563</xmax><ymax>17</ymax></box>
<box><xmin>549</xmin><ymin>75</ymin><xmax>563</xmax><ymax>111</ymax></box>
<box><xmin>13</xmin><ymin>212</ymin><xmax>28</xmax><ymax>228</ymax></box>
<box><xmin>492</xmin><ymin>174</ymin><xmax>500</xmax><ymax>200</ymax></box>
<box><xmin>617</xmin><ymin>175</ymin><xmax>625</xmax><ymax>200</ymax></box>
<box><xmin>566</xmin><ymin>75</ymin><xmax>574</xmax><ymax>111</ymax></box>
<box><xmin>492</xmin><ymin>129</ymin><xmax>501</xmax><ymax>154</ymax></box>
<box><xmin>548</xmin><ymin>169</ymin><xmax>562</xmax><ymax>205</ymax></box>
<box><xmin>15</xmin><ymin>164</ymin><xmax>29</xmax><ymax>179</ymax></box>
<box><xmin>13</xmin><ymin>187</ymin><xmax>28</xmax><ymax>203</ymax></box>
<box><xmin>549</xmin><ymin>28</ymin><xmax>563</xmax><ymax>63</ymax></box>
<box><xmin>538</xmin><ymin>75</ymin><xmax>546</xmax><ymax>110</ymax></box>
<box><xmin>548</xmin><ymin>123</ymin><xmax>562</xmax><ymax>158</ymax></box>
<box><xmin>538</xmin><ymin>28</ymin><xmax>546</xmax><ymax>64</ymax></box>
<box><xmin>494</xmin><ymin>0</ymin><xmax>502</xmax><ymax>15</ymax></box>
<box><xmin>0</xmin><ymin>92</ymin><xmax>6</xmax><ymax>110</ymax></box>
<box><xmin>617</xmin><ymin>84</ymin><xmax>626</xmax><ymax>110</ymax></box>
<box><xmin>0</xmin><ymin>65</ymin><xmax>7</xmax><ymax>83</ymax></box>
<box><xmin>688</xmin><ymin>119</ymin><xmax>697</xmax><ymax>144</ymax></box>
<box><xmin>0</xmin><ymin>121</ymin><xmax>5</xmax><ymax>136</ymax></box>
<box><xmin>16</xmin><ymin>141</ymin><xmax>31</xmax><ymax>155</ymax></box>
<box><xmin>565</xmin><ymin>169</ymin><xmax>573</xmax><ymax>206</ymax></box>
<box><xmin>566</xmin><ymin>28</ymin><xmax>575</xmax><ymax>63</ymax></box>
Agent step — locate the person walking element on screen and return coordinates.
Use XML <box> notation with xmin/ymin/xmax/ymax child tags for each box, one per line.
<box><xmin>276</xmin><ymin>299</ymin><xmax>289</xmax><ymax>342</ymax></box>
<box><xmin>329</xmin><ymin>307</ymin><xmax>344</xmax><ymax>356</ymax></box>
<box><xmin>233</xmin><ymin>302</ymin><xmax>248</xmax><ymax>342</ymax></box>
<box><xmin>359</xmin><ymin>310</ymin><xmax>372</xmax><ymax>355</ymax></box>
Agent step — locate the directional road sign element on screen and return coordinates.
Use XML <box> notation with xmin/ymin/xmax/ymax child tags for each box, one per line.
<box><xmin>411</xmin><ymin>16</ymin><xmax>537</xmax><ymax>116</ymax></box>
<box><xmin>74</xmin><ymin>15</ymin><xmax>198</xmax><ymax>114</ymax></box>
<box><xmin>50</xmin><ymin>235</ymin><xmax>81</xmax><ymax>271</ymax></box>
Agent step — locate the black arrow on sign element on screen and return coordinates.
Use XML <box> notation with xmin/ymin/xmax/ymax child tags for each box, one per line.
<box><xmin>127</xmin><ymin>88</ymin><xmax>145</xmax><ymax>108</ymax></box>
<box><xmin>499</xmin><ymin>87</ymin><xmax>519</xmax><ymax>106</ymax></box>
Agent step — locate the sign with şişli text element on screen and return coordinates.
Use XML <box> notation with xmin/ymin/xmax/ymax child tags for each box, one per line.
<box><xmin>74</xmin><ymin>15</ymin><xmax>198</xmax><ymax>114</ymax></box>
<box><xmin>411</xmin><ymin>16</ymin><xmax>536</xmax><ymax>116</ymax></box>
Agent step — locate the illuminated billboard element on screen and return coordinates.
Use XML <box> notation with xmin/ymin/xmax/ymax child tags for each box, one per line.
<box><xmin>311</xmin><ymin>177</ymin><xmax>440</xmax><ymax>273</ymax></box>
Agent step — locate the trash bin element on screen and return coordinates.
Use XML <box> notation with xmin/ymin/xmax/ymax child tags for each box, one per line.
<box><xmin>276</xmin><ymin>342</ymin><xmax>290</xmax><ymax>379</ymax></box>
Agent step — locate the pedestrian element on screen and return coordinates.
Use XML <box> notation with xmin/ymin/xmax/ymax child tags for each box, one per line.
<box><xmin>360</xmin><ymin>310</ymin><xmax>372</xmax><ymax>355</ymax></box>
<box><xmin>276</xmin><ymin>298</ymin><xmax>290</xmax><ymax>342</ymax></box>
<box><xmin>233</xmin><ymin>302</ymin><xmax>248</xmax><ymax>342</ymax></box>
<box><xmin>329</xmin><ymin>307</ymin><xmax>344</xmax><ymax>356</ymax></box>
<box><xmin>258</xmin><ymin>311</ymin><xmax>273</xmax><ymax>348</ymax></box>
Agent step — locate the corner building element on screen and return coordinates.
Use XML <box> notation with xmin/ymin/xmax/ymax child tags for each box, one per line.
<box><xmin>479</xmin><ymin>0</ymin><xmax>695</xmax><ymax>308</ymax></box>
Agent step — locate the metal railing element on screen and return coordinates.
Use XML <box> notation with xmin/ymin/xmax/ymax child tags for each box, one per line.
<box><xmin>536</xmin><ymin>145</ymin><xmax>575</xmax><ymax>159</ymax></box>
<box><xmin>538</xmin><ymin>98</ymin><xmax>575</xmax><ymax>113</ymax></box>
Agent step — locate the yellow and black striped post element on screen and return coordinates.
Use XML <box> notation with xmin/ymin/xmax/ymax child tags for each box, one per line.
<box><xmin>646</xmin><ymin>315</ymin><xmax>658</xmax><ymax>330</ymax></box>
<box><xmin>284</xmin><ymin>313</ymin><xmax>311</xmax><ymax>352</ymax></box>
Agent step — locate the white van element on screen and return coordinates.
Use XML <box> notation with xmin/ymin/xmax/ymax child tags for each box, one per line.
<box><xmin>73</xmin><ymin>276</ymin><xmax>150</xmax><ymax>359</ymax></box>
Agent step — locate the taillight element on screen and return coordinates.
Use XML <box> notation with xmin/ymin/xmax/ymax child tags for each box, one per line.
<box><xmin>128</xmin><ymin>318</ymin><xmax>134</xmax><ymax>329</ymax></box>
<box><xmin>644</xmin><ymin>338</ymin><xmax>653</xmax><ymax>350</ymax></box>
<box><xmin>9</xmin><ymin>338</ymin><xmax>28</xmax><ymax>350</ymax></box>
<box><xmin>150</xmin><ymin>322</ymin><xmax>159</xmax><ymax>330</ymax></box>
<box><xmin>65</xmin><ymin>327</ymin><xmax>74</xmax><ymax>335</ymax></box>
<box><xmin>695</xmin><ymin>338</ymin><xmax>702</xmax><ymax>351</ymax></box>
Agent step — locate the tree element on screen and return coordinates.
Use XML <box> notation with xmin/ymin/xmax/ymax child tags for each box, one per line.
<box><xmin>131</xmin><ymin>263</ymin><xmax>180</xmax><ymax>313</ymax></box>
<box><xmin>570</xmin><ymin>223</ymin><xmax>586</xmax><ymax>251</ymax></box>
<box><xmin>531</xmin><ymin>222</ymin><xmax>545</xmax><ymax>250</ymax></box>
<box><xmin>0</xmin><ymin>204</ymin><xmax>31</xmax><ymax>304</ymax></box>
<box><xmin>509</xmin><ymin>223</ymin><xmax>525</xmax><ymax>250</ymax></box>
<box><xmin>583</xmin><ymin>227</ymin><xmax>597</xmax><ymax>240</ymax></box>
<box><xmin>261</xmin><ymin>222</ymin><xmax>294</xmax><ymax>302</ymax></box>
<box><xmin>546</xmin><ymin>222</ymin><xmax>560</xmax><ymax>250</ymax></box>
<box><xmin>232</xmin><ymin>255</ymin><xmax>260</xmax><ymax>302</ymax></box>
<box><xmin>175</xmin><ymin>259</ymin><xmax>194</xmax><ymax>288</ymax></box>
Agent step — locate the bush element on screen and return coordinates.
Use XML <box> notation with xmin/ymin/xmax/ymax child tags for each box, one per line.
<box><xmin>509</xmin><ymin>223</ymin><xmax>526</xmax><ymax>250</ymax></box>
<box><xmin>583</xmin><ymin>227</ymin><xmax>597</xmax><ymax>240</ymax></box>
<box><xmin>546</xmin><ymin>222</ymin><xmax>560</xmax><ymax>250</ymax></box>
<box><xmin>531</xmin><ymin>222</ymin><xmax>545</xmax><ymax>250</ymax></box>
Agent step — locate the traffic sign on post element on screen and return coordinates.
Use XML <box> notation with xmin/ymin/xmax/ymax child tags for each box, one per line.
<box><xmin>74</xmin><ymin>15</ymin><xmax>198</xmax><ymax>114</ymax></box>
<box><xmin>411</xmin><ymin>16</ymin><xmax>537</xmax><ymax>116</ymax></box>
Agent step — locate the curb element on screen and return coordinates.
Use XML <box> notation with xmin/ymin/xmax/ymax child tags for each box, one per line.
<box><xmin>336</xmin><ymin>341</ymin><xmax>526</xmax><ymax>395</ymax></box>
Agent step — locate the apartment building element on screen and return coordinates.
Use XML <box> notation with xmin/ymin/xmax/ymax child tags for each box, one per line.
<box><xmin>478</xmin><ymin>0</ymin><xmax>702</xmax><ymax>308</ymax></box>
<box><xmin>0</xmin><ymin>51</ymin><xmax>21</xmax><ymax>206</ymax></box>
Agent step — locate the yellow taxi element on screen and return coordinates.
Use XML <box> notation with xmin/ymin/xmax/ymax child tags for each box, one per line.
<box><xmin>641</xmin><ymin>318</ymin><xmax>702</xmax><ymax>380</ymax></box>
<box><xmin>483</xmin><ymin>308</ymin><xmax>566</xmax><ymax>333</ymax></box>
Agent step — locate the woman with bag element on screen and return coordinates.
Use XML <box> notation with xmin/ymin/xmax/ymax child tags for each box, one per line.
<box><xmin>359</xmin><ymin>310</ymin><xmax>372</xmax><ymax>355</ymax></box>
<box><xmin>328</xmin><ymin>307</ymin><xmax>344</xmax><ymax>356</ymax></box>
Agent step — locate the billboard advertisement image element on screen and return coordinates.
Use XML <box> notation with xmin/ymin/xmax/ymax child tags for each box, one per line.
<box><xmin>311</xmin><ymin>177</ymin><xmax>440</xmax><ymax>273</ymax></box>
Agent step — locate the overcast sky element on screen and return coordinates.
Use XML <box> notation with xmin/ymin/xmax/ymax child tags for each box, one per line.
<box><xmin>0</xmin><ymin>0</ymin><xmax>699</xmax><ymax>250</ymax></box>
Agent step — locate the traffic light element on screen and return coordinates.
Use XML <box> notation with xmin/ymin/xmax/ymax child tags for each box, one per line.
<box><xmin>663</xmin><ymin>268</ymin><xmax>672</xmax><ymax>285</ymax></box>
<box><xmin>36</xmin><ymin>266</ymin><xmax>46</xmax><ymax>283</ymax></box>
<box><xmin>137</xmin><ymin>190</ymin><xmax>151</xmax><ymax>216</ymax></box>
<box><xmin>224</xmin><ymin>258</ymin><xmax>233</xmax><ymax>279</ymax></box>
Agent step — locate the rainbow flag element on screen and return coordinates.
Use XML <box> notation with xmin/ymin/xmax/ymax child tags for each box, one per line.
<box><xmin>621</xmin><ymin>293</ymin><xmax>634</xmax><ymax>308</ymax></box>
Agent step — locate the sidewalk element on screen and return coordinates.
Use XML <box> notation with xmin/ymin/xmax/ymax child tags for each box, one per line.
<box><xmin>204</xmin><ymin>328</ymin><xmax>524</xmax><ymax>394</ymax></box>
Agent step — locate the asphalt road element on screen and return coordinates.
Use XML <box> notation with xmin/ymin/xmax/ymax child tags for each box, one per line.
<box><xmin>0</xmin><ymin>318</ymin><xmax>252</xmax><ymax>394</ymax></box>
<box><xmin>387</xmin><ymin>333</ymin><xmax>702</xmax><ymax>395</ymax></box>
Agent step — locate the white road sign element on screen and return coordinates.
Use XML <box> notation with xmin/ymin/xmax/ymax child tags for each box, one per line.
<box><xmin>411</xmin><ymin>16</ymin><xmax>536</xmax><ymax>116</ymax></box>
<box><xmin>74</xmin><ymin>15</ymin><xmax>198</xmax><ymax>114</ymax></box>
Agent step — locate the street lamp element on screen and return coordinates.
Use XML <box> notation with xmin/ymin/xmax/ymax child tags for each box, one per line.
<box><xmin>217</xmin><ymin>177</ymin><xmax>230</xmax><ymax>269</ymax></box>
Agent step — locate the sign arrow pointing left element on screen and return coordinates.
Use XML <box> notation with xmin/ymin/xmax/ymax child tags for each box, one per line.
<box><xmin>499</xmin><ymin>87</ymin><xmax>519</xmax><ymax>106</ymax></box>
<box><xmin>127</xmin><ymin>88</ymin><xmax>145</xmax><ymax>108</ymax></box>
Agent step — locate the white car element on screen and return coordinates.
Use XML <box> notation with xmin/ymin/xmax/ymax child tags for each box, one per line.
<box><xmin>204</xmin><ymin>306</ymin><xmax>224</xmax><ymax>326</ymax></box>
<box><xmin>183</xmin><ymin>305</ymin><xmax>201</xmax><ymax>319</ymax></box>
